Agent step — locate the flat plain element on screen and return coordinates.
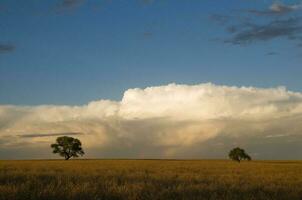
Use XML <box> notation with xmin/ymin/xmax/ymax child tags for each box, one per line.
<box><xmin>1</xmin><ymin>159</ymin><xmax>302</xmax><ymax>200</ymax></box>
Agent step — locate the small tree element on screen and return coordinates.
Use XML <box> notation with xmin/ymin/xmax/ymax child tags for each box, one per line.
<box><xmin>229</xmin><ymin>147</ymin><xmax>251</xmax><ymax>162</ymax></box>
<box><xmin>51</xmin><ymin>136</ymin><xmax>84</xmax><ymax>160</ymax></box>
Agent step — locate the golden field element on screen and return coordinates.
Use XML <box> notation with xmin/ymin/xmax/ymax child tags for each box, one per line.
<box><xmin>1</xmin><ymin>159</ymin><xmax>302</xmax><ymax>200</ymax></box>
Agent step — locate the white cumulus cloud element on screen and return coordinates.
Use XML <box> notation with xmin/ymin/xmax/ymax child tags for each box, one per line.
<box><xmin>1</xmin><ymin>83</ymin><xmax>302</xmax><ymax>159</ymax></box>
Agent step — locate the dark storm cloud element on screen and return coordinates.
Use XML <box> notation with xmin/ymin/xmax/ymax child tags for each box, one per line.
<box><xmin>0</xmin><ymin>44</ymin><xmax>15</xmax><ymax>54</ymax></box>
<box><xmin>19</xmin><ymin>132</ymin><xmax>83</xmax><ymax>138</ymax></box>
<box><xmin>224</xmin><ymin>17</ymin><xmax>302</xmax><ymax>45</ymax></box>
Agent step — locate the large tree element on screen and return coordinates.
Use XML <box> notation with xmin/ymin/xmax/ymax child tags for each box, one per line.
<box><xmin>229</xmin><ymin>147</ymin><xmax>251</xmax><ymax>162</ymax></box>
<box><xmin>51</xmin><ymin>136</ymin><xmax>84</xmax><ymax>160</ymax></box>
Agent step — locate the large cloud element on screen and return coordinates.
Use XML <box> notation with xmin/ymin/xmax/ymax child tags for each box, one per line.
<box><xmin>1</xmin><ymin>83</ymin><xmax>302</xmax><ymax>159</ymax></box>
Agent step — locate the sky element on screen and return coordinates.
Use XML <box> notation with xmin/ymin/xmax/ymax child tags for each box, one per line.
<box><xmin>1</xmin><ymin>0</ymin><xmax>302</xmax><ymax>159</ymax></box>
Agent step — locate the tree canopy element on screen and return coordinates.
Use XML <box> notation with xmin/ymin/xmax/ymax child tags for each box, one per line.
<box><xmin>51</xmin><ymin>136</ymin><xmax>84</xmax><ymax>160</ymax></box>
<box><xmin>229</xmin><ymin>147</ymin><xmax>251</xmax><ymax>162</ymax></box>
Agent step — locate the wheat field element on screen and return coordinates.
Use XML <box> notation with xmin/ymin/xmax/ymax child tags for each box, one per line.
<box><xmin>1</xmin><ymin>159</ymin><xmax>302</xmax><ymax>200</ymax></box>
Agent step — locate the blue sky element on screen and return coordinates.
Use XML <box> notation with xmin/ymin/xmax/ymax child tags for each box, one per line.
<box><xmin>0</xmin><ymin>0</ymin><xmax>302</xmax><ymax>105</ymax></box>
<box><xmin>2</xmin><ymin>0</ymin><xmax>302</xmax><ymax>159</ymax></box>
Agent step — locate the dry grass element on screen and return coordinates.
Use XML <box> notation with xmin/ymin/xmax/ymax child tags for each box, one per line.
<box><xmin>1</xmin><ymin>159</ymin><xmax>302</xmax><ymax>200</ymax></box>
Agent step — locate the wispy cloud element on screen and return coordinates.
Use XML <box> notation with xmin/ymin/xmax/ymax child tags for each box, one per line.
<box><xmin>143</xmin><ymin>31</ymin><xmax>154</xmax><ymax>38</ymax></box>
<box><xmin>0</xmin><ymin>4</ymin><xmax>7</xmax><ymax>13</ymax></box>
<box><xmin>211</xmin><ymin>2</ymin><xmax>302</xmax><ymax>47</ymax></box>
<box><xmin>0</xmin><ymin>44</ymin><xmax>15</xmax><ymax>54</ymax></box>
<box><xmin>209</xmin><ymin>14</ymin><xmax>233</xmax><ymax>25</ymax></box>
<box><xmin>265</xmin><ymin>134</ymin><xmax>289</xmax><ymax>138</ymax></box>
<box><xmin>266</xmin><ymin>51</ymin><xmax>279</xmax><ymax>56</ymax></box>
<box><xmin>225</xmin><ymin>17</ymin><xmax>302</xmax><ymax>45</ymax></box>
<box><xmin>138</xmin><ymin>0</ymin><xmax>154</xmax><ymax>6</ymax></box>
<box><xmin>56</xmin><ymin>0</ymin><xmax>86</xmax><ymax>12</ymax></box>
<box><xmin>19</xmin><ymin>132</ymin><xmax>83</xmax><ymax>138</ymax></box>
<box><xmin>247</xmin><ymin>2</ymin><xmax>302</xmax><ymax>16</ymax></box>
